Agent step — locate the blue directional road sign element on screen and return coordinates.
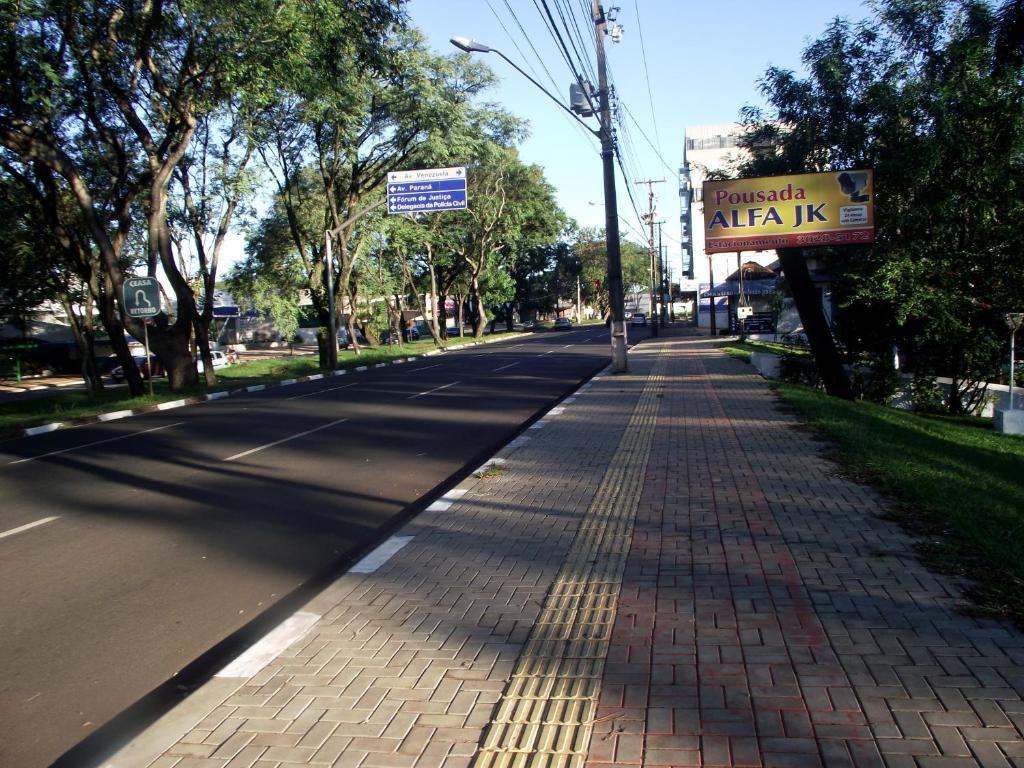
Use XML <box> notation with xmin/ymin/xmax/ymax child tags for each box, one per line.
<box><xmin>123</xmin><ymin>276</ymin><xmax>161</xmax><ymax>318</ymax></box>
<box><xmin>387</xmin><ymin>166</ymin><xmax>467</xmax><ymax>214</ymax></box>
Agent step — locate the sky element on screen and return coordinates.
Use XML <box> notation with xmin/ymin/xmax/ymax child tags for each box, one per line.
<box><xmin>406</xmin><ymin>0</ymin><xmax>874</xmax><ymax>277</ymax></box>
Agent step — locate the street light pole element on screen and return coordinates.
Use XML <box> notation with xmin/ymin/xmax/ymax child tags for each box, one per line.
<box><xmin>324</xmin><ymin>232</ymin><xmax>338</xmax><ymax>371</ymax></box>
<box><xmin>1007</xmin><ymin>313</ymin><xmax>1023</xmax><ymax>410</ymax></box>
<box><xmin>451</xmin><ymin>10</ymin><xmax>627</xmax><ymax>372</ymax></box>
<box><xmin>593</xmin><ymin>1</ymin><xmax>628</xmax><ymax>370</ymax></box>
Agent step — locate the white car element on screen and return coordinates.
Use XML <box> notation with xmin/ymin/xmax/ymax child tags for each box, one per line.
<box><xmin>196</xmin><ymin>350</ymin><xmax>231</xmax><ymax>373</ymax></box>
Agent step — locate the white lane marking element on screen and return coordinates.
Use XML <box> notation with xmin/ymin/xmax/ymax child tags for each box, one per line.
<box><xmin>548</xmin><ymin>407</ymin><xmax>565</xmax><ymax>416</ymax></box>
<box><xmin>563</xmin><ymin>397</ymin><xmax>577</xmax><ymax>404</ymax></box>
<box><xmin>287</xmin><ymin>383</ymin><xmax>357</xmax><ymax>401</ymax></box>
<box><xmin>494</xmin><ymin>362</ymin><xmax>519</xmax><ymax>372</ymax></box>
<box><xmin>350</xmin><ymin>535</ymin><xmax>415</xmax><ymax>573</ymax></box>
<box><xmin>530</xmin><ymin>420</ymin><xmax>548</xmax><ymax>430</ymax></box>
<box><xmin>427</xmin><ymin>489</ymin><xmax>468</xmax><ymax>512</ymax></box>
<box><xmin>9</xmin><ymin>422</ymin><xmax>184</xmax><ymax>465</ymax></box>
<box><xmin>224</xmin><ymin>418</ymin><xmax>349</xmax><ymax>462</ymax></box>
<box><xmin>0</xmin><ymin>516</ymin><xmax>60</xmax><ymax>540</ymax></box>
<box><xmin>215</xmin><ymin>611</ymin><xmax>321</xmax><ymax>679</ymax></box>
<box><xmin>508</xmin><ymin>435</ymin><xmax>531</xmax><ymax>449</ymax></box>
<box><xmin>539</xmin><ymin>350</ymin><xmax>555</xmax><ymax>356</ymax></box>
<box><xmin>563</xmin><ymin>344</ymin><xmax>574</xmax><ymax>348</ymax></box>
<box><xmin>407</xmin><ymin>381</ymin><xmax>459</xmax><ymax>400</ymax></box>
<box><xmin>410</xmin><ymin>364</ymin><xmax>441</xmax><ymax>373</ymax></box>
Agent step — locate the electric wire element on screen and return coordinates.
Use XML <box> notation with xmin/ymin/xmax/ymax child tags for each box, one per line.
<box><xmin>632</xmin><ymin>0</ymin><xmax>664</xmax><ymax>162</ymax></box>
<box><xmin>489</xmin><ymin>0</ymin><xmax>599</xmax><ymax>149</ymax></box>
<box><xmin>490</xmin><ymin>0</ymin><xmax>561</xmax><ymax>96</ymax></box>
<box><xmin>620</xmin><ymin>102</ymin><xmax>678</xmax><ymax>178</ymax></box>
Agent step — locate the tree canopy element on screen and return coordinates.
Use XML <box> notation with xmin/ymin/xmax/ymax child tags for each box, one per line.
<box><xmin>738</xmin><ymin>0</ymin><xmax>1024</xmax><ymax>411</ymax></box>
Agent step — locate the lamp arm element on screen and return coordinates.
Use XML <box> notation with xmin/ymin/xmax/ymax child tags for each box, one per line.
<box><xmin>491</xmin><ymin>49</ymin><xmax>600</xmax><ymax>139</ymax></box>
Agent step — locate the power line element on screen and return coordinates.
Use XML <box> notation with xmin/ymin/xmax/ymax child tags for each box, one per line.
<box><xmin>619</xmin><ymin>102</ymin><xmax>677</xmax><ymax>179</ymax></box>
<box><xmin>490</xmin><ymin>0</ymin><xmax>562</xmax><ymax>97</ymax></box>
<box><xmin>631</xmin><ymin>0</ymin><xmax>664</xmax><ymax>161</ymax></box>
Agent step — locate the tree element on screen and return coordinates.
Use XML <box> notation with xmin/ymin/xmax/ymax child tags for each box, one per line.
<box><xmin>1</xmin><ymin>0</ymin><xmax>402</xmax><ymax>392</ymax></box>
<box><xmin>259</xmin><ymin>29</ymin><xmax>501</xmax><ymax>365</ymax></box>
<box><xmin>738</xmin><ymin>0</ymin><xmax>1024</xmax><ymax>409</ymax></box>
<box><xmin>439</xmin><ymin>146</ymin><xmax>564</xmax><ymax>337</ymax></box>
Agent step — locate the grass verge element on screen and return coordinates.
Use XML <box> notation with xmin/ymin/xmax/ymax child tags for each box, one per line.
<box><xmin>774</xmin><ymin>381</ymin><xmax>1024</xmax><ymax>622</ymax></box>
<box><xmin>720</xmin><ymin>338</ymin><xmax>810</xmax><ymax>363</ymax></box>
<box><xmin>0</xmin><ymin>332</ymin><xmax>518</xmax><ymax>435</ymax></box>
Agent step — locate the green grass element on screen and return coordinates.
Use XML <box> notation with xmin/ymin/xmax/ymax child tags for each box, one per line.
<box><xmin>0</xmin><ymin>331</ymin><xmax>519</xmax><ymax>435</ymax></box>
<box><xmin>720</xmin><ymin>338</ymin><xmax>811</xmax><ymax>363</ymax></box>
<box><xmin>774</xmin><ymin>382</ymin><xmax>1024</xmax><ymax>620</ymax></box>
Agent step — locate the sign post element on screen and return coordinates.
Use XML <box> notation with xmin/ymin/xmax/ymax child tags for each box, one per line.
<box><xmin>122</xmin><ymin>276</ymin><xmax>161</xmax><ymax>396</ymax></box>
<box><xmin>386</xmin><ymin>167</ymin><xmax>467</xmax><ymax>215</ymax></box>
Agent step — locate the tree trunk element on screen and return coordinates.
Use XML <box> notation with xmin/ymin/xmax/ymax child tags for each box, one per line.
<box><xmin>194</xmin><ymin>315</ymin><xmax>216</xmax><ymax>386</ymax></box>
<box><xmin>438</xmin><ymin>292</ymin><xmax>449</xmax><ymax>340</ymax></box>
<box><xmin>61</xmin><ymin>295</ymin><xmax>103</xmax><ymax>396</ymax></box>
<box><xmin>777</xmin><ymin>247</ymin><xmax>852</xmax><ymax>400</ymax></box>
<box><xmin>471</xmin><ymin>274</ymin><xmax>487</xmax><ymax>338</ymax></box>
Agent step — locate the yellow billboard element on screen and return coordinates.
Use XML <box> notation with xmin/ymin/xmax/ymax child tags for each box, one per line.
<box><xmin>702</xmin><ymin>170</ymin><xmax>875</xmax><ymax>253</ymax></box>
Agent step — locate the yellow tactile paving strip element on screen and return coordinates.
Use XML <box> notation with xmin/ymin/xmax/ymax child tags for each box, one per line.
<box><xmin>473</xmin><ymin>363</ymin><xmax>665</xmax><ymax>768</ymax></box>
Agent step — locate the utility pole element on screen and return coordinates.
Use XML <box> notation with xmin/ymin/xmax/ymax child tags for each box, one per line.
<box><xmin>593</xmin><ymin>1</ymin><xmax>628</xmax><ymax>370</ymax></box>
<box><xmin>657</xmin><ymin>221</ymin><xmax>667</xmax><ymax>327</ymax></box>
<box><xmin>636</xmin><ymin>179</ymin><xmax>664</xmax><ymax>336</ymax></box>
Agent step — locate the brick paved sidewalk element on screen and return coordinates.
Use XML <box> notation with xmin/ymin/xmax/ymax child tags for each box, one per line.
<box><xmin>107</xmin><ymin>333</ymin><xmax>1024</xmax><ymax>768</ymax></box>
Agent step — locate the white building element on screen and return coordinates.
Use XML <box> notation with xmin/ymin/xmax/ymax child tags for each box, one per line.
<box><xmin>679</xmin><ymin>123</ymin><xmax>779</xmax><ymax>332</ymax></box>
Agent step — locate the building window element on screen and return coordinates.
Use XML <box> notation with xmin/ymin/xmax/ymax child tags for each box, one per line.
<box><xmin>685</xmin><ymin>135</ymin><xmax>739</xmax><ymax>151</ymax></box>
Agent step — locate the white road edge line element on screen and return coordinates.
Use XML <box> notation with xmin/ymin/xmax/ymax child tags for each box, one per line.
<box><xmin>223</xmin><ymin>418</ymin><xmax>349</xmax><ymax>462</ymax></box>
<box><xmin>407</xmin><ymin>381</ymin><xmax>459</xmax><ymax>400</ymax></box>
<box><xmin>287</xmin><ymin>383</ymin><xmax>358</xmax><ymax>400</ymax></box>
<box><xmin>493</xmin><ymin>362</ymin><xmax>519</xmax><ymax>372</ymax></box>
<box><xmin>410</xmin><ymin>364</ymin><xmax>442</xmax><ymax>372</ymax></box>
<box><xmin>9</xmin><ymin>422</ymin><xmax>184</xmax><ymax>465</ymax></box>
<box><xmin>427</xmin><ymin>489</ymin><xmax>468</xmax><ymax>512</ymax></box>
<box><xmin>215</xmin><ymin>611</ymin><xmax>321</xmax><ymax>679</ymax></box>
<box><xmin>0</xmin><ymin>516</ymin><xmax>60</xmax><ymax>540</ymax></box>
<box><xmin>350</xmin><ymin>535</ymin><xmax>415</xmax><ymax>573</ymax></box>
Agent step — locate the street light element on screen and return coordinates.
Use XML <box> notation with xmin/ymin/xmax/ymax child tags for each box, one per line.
<box><xmin>451</xmin><ymin>9</ymin><xmax>628</xmax><ymax>372</ymax></box>
<box><xmin>1006</xmin><ymin>312</ymin><xmax>1023</xmax><ymax>410</ymax></box>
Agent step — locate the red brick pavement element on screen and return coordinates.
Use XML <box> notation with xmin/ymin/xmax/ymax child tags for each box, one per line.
<box><xmin>586</xmin><ymin>336</ymin><xmax>1024</xmax><ymax>768</ymax></box>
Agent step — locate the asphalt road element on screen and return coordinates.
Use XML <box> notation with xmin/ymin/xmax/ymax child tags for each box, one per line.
<box><xmin>0</xmin><ymin>327</ymin><xmax>620</xmax><ymax>768</ymax></box>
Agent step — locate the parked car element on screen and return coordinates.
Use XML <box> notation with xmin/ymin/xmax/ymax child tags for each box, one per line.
<box><xmin>196</xmin><ymin>349</ymin><xmax>231</xmax><ymax>373</ymax></box>
<box><xmin>339</xmin><ymin>328</ymin><xmax>368</xmax><ymax>348</ymax></box>
<box><xmin>553</xmin><ymin>317</ymin><xmax>573</xmax><ymax>330</ymax></box>
<box><xmin>631</xmin><ymin>313</ymin><xmax>647</xmax><ymax>326</ymax></box>
<box><xmin>110</xmin><ymin>354</ymin><xmax>164</xmax><ymax>382</ymax></box>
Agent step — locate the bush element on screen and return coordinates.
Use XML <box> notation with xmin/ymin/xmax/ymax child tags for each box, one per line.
<box><xmin>909</xmin><ymin>374</ymin><xmax>946</xmax><ymax>414</ymax></box>
<box><xmin>779</xmin><ymin>353</ymin><xmax>821</xmax><ymax>387</ymax></box>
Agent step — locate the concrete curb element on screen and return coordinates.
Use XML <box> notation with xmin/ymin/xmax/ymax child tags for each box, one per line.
<box><xmin>97</xmin><ymin>352</ymin><xmax>611</xmax><ymax>768</ymax></box>
<box><xmin>6</xmin><ymin>333</ymin><xmax>527</xmax><ymax>441</ymax></box>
